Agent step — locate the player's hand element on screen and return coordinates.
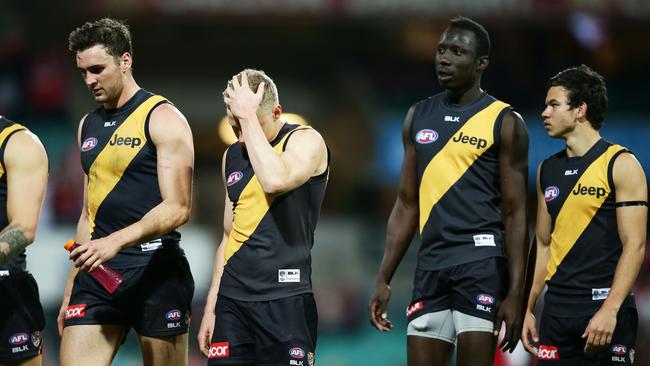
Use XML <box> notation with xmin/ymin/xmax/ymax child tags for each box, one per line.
<box><xmin>223</xmin><ymin>71</ymin><xmax>265</xmax><ymax>121</ymax></box>
<box><xmin>369</xmin><ymin>282</ymin><xmax>393</xmax><ymax>331</ymax></box>
<box><xmin>57</xmin><ymin>296</ymin><xmax>71</xmax><ymax>336</ymax></box>
<box><xmin>198</xmin><ymin>308</ymin><xmax>216</xmax><ymax>357</ymax></box>
<box><xmin>494</xmin><ymin>293</ymin><xmax>524</xmax><ymax>353</ymax></box>
<box><xmin>582</xmin><ymin>306</ymin><xmax>617</xmax><ymax>353</ymax></box>
<box><xmin>521</xmin><ymin>309</ymin><xmax>539</xmax><ymax>355</ymax></box>
<box><xmin>70</xmin><ymin>237</ymin><xmax>121</xmax><ymax>272</ymax></box>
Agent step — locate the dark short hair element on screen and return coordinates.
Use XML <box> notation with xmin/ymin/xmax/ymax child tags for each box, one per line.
<box><xmin>68</xmin><ymin>18</ymin><xmax>132</xmax><ymax>60</ymax></box>
<box><xmin>549</xmin><ymin>65</ymin><xmax>608</xmax><ymax>130</ymax></box>
<box><xmin>447</xmin><ymin>16</ymin><xmax>491</xmax><ymax>57</ymax></box>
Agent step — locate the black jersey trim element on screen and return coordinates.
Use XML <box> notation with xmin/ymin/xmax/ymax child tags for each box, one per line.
<box><xmin>0</xmin><ymin>126</ymin><xmax>26</xmax><ymax>175</ymax></box>
<box><xmin>144</xmin><ymin>100</ymin><xmax>171</xmax><ymax>150</ymax></box>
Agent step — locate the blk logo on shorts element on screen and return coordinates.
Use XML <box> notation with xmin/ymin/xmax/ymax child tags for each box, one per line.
<box><xmin>208</xmin><ymin>342</ymin><xmax>230</xmax><ymax>359</ymax></box>
<box><xmin>65</xmin><ymin>304</ymin><xmax>86</xmax><ymax>319</ymax></box>
<box><xmin>415</xmin><ymin>129</ymin><xmax>438</xmax><ymax>144</ymax></box>
<box><xmin>227</xmin><ymin>171</ymin><xmax>244</xmax><ymax>186</ymax></box>
<box><xmin>538</xmin><ymin>345</ymin><xmax>560</xmax><ymax>360</ymax></box>
<box><xmin>544</xmin><ymin>186</ymin><xmax>560</xmax><ymax>202</ymax></box>
<box><xmin>81</xmin><ymin>137</ymin><xmax>98</xmax><ymax>152</ymax></box>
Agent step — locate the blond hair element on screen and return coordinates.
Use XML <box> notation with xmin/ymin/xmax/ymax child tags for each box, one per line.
<box><xmin>227</xmin><ymin>69</ymin><xmax>279</xmax><ymax>115</ymax></box>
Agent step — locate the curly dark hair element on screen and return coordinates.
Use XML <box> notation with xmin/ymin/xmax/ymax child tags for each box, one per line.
<box><xmin>447</xmin><ymin>16</ymin><xmax>491</xmax><ymax>57</ymax></box>
<box><xmin>549</xmin><ymin>65</ymin><xmax>608</xmax><ymax>130</ymax></box>
<box><xmin>68</xmin><ymin>18</ymin><xmax>132</xmax><ymax>60</ymax></box>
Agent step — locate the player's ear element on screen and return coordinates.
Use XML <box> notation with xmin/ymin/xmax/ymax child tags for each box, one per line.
<box><xmin>477</xmin><ymin>55</ymin><xmax>489</xmax><ymax>73</ymax></box>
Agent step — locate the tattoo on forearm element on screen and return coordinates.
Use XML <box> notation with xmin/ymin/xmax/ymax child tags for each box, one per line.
<box><xmin>0</xmin><ymin>224</ymin><xmax>29</xmax><ymax>266</ymax></box>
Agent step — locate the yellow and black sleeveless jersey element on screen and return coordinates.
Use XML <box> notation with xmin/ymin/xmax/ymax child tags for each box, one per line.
<box><xmin>80</xmin><ymin>89</ymin><xmax>180</xmax><ymax>269</ymax></box>
<box><xmin>412</xmin><ymin>92</ymin><xmax>510</xmax><ymax>271</ymax></box>
<box><xmin>541</xmin><ymin>139</ymin><xmax>635</xmax><ymax>317</ymax></box>
<box><xmin>0</xmin><ymin>116</ymin><xmax>27</xmax><ymax>275</ymax></box>
<box><xmin>219</xmin><ymin>123</ymin><xmax>329</xmax><ymax>301</ymax></box>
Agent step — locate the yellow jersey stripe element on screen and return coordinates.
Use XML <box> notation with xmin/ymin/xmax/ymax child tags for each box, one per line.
<box><xmin>0</xmin><ymin>123</ymin><xmax>26</xmax><ymax>178</ymax></box>
<box><xmin>545</xmin><ymin>145</ymin><xmax>625</xmax><ymax>281</ymax></box>
<box><xmin>418</xmin><ymin>101</ymin><xmax>509</xmax><ymax>233</ymax></box>
<box><xmin>87</xmin><ymin>95</ymin><xmax>166</xmax><ymax>234</ymax></box>
<box><xmin>224</xmin><ymin>126</ymin><xmax>312</xmax><ymax>264</ymax></box>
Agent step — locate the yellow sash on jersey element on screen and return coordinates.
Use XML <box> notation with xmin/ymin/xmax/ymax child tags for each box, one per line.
<box><xmin>545</xmin><ymin>145</ymin><xmax>625</xmax><ymax>281</ymax></box>
<box><xmin>224</xmin><ymin>127</ymin><xmax>312</xmax><ymax>264</ymax></box>
<box><xmin>0</xmin><ymin>123</ymin><xmax>27</xmax><ymax>178</ymax></box>
<box><xmin>418</xmin><ymin>101</ymin><xmax>509</xmax><ymax>233</ymax></box>
<box><xmin>87</xmin><ymin>95</ymin><xmax>166</xmax><ymax>235</ymax></box>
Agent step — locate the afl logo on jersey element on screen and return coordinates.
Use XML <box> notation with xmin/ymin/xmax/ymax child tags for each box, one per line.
<box><xmin>544</xmin><ymin>186</ymin><xmax>560</xmax><ymax>202</ymax></box>
<box><xmin>476</xmin><ymin>294</ymin><xmax>495</xmax><ymax>305</ymax></box>
<box><xmin>227</xmin><ymin>171</ymin><xmax>244</xmax><ymax>186</ymax></box>
<box><xmin>415</xmin><ymin>129</ymin><xmax>439</xmax><ymax>144</ymax></box>
<box><xmin>81</xmin><ymin>137</ymin><xmax>98</xmax><ymax>152</ymax></box>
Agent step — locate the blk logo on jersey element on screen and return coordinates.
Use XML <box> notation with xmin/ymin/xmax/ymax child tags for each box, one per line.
<box><xmin>538</xmin><ymin>345</ymin><xmax>560</xmax><ymax>360</ymax></box>
<box><xmin>81</xmin><ymin>137</ymin><xmax>98</xmax><ymax>152</ymax></box>
<box><xmin>452</xmin><ymin>132</ymin><xmax>488</xmax><ymax>149</ymax></box>
<box><xmin>406</xmin><ymin>301</ymin><xmax>424</xmax><ymax>317</ymax></box>
<box><xmin>444</xmin><ymin>115</ymin><xmax>460</xmax><ymax>122</ymax></box>
<box><xmin>290</xmin><ymin>347</ymin><xmax>305</xmax><ymax>359</ymax></box>
<box><xmin>572</xmin><ymin>183</ymin><xmax>606</xmax><ymax>199</ymax></box>
<box><xmin>544</xmin><ymin>186</ymin><xmax>560</xmax><ymax>202</ymax></box>
<box><xmin>227</xmin><ymin>171</ymin><xmax>244</xmax><ymax>186</ymax></box>
<box><xmin>564</xmin><ymin>169</ymin><xmax>579</xmax><ymax>176</ymax></box>
<box><xmin>9</xmin><ymin>333</ymin><xmax>29</xmax><ymax>345</ymax></box>
<box><xmin>415</xmin><ymin>129</ymin><xmax>438</xmax><ymax>144</ymax></box>
<box><xmin>104</xmin><ymin>121</ymin><xmax>116</xmax><ymax>127</ymax></box>
<box><xmin>208</xmin><ymin>342</ymin><xmax>230</xmax><ymax>359</ymax></box>
<box><xmin>109</xmin><ymin>134</ymin><xmax>142</xmax><ymax>148</ymax></box>
<box><xmin>65</xmin><ymin>304</ymin><xmax>86</xmax><ymax>319</ymax></box>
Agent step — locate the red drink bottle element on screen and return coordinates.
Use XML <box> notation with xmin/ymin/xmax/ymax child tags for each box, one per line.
<box><xmin>63</xmin><ymin>240</ymin><xmax>123</xmax><ymax>294</ymax></box>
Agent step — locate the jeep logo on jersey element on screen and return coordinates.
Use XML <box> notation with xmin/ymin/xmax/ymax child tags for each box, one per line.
<box><xmin>452</xmin><ymin>132</ymin><xmax>488</xmax><ymax>149</ymax></box>
<box><xmin>544</xmin><ymin>186</ymin><xmax>560</xmax><ymax>202</ymax></box>
<box><xmin>208</xmin><ymin>342</ymin><xmax>229</xmax><ymax>359</ymax></box>
<box><xmin>538</xmin><ymin>345</ymin><xmax>560</xmax><ymax>360</ymax></box>
<box><xmin>81</xmin><ymin>137</ymin><xmax>98</xmax><ymax>152</ymax></box>
<box><xmin>406</xmin><ymin>301</ymin><xmax>423</xmax><ymax>317</ymax></box>
<box><xmin>476</xmin><ymin>294</ymin><xmax>495</xmax><ymax>305</ymax></box>
<box><xmin>165</xmin><ymin>309</ymin><xmax>182</xmax><ymax>321</ymax></box>
<box><xmin>611</xmin><ymin>345</ymin><xmax>627</xmax><ymax>355</ymax></box>
<box><xmin>9</xmin><ymin>333</ymin><xmax>29</xmax><ymax>345</ymax></box>
<box><xmin>109</xmin><ymin>134</ymin><xmax>142</xmax><ymax>148</ymax></box>
<box><xmin>227</xmin><ymin>171</ymin><xmax>244</xmax><ymax>186</ymax></box>
<box><xmin>65</xmin><ymin>304</ymin><xmax>86</xmax><ymax>319</ymax></box>
<box><xmin>415</xmin><ymin>129</ymin><xmax>438</xmax><ymax>144</ymax></box>
<box><xmin>572</xmin><ymin>183</ymin><xmax>607</xmax><ymax>199</ymax></box>
<box><xmin>290</xmin><ymin>347</ymin><xmax>305</xmax><ymax>359</ymax></box>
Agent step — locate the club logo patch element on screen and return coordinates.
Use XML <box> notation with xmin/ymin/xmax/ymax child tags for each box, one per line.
<box><xmin>544</xmin><ymin>186</ymin><xmax>560</xmax><ymax>202</ymax></box>
<box><xmin>415</xmin><ymin>129</ymin><xmax>439</xmax><ymax>144</ymax></box>
<box><xmin>227</xmin><ymin>171</ymin><xmax>244</xmax><ymax>186</ymax></box>
<box><xmin>81</xmin><ymin>137</ymin><xmax>98</xmax><ymax>152</ymax></box>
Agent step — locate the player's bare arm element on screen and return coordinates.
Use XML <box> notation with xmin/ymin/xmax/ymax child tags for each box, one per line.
<box><xmin>0</xmin><ymin>131</ymin><xmax>48</xmax><ymax>266</ymax></box>
<box><xmin>369</xmin><ymin>105</ymin><xmax>419</xmax><ymax>332</ymax></box>
<box><xmin>224</xmin><ymin>72</ymin><xmax>327</xmax><ymax>194</ymax></box>
<box><xmin>197</xmin><ymin>150</ymin><xmax>232</xmax><ymax>356</ymax></box>
<box><xmin>494</xmin><ymin>110</ymin><xmax>529</xmax><ymax>352</ymax></box>
<box><xmin>71</xmin><ymin>104</ymin><xmax>194</xmax><ymax>272</ymax></box>
<box><xmin>522</xmin><ymin>164</ymin><xmax>553</xmax><ymax>355</ymax></box>
<box><xmin>582</xmin><ymin>153</ymin><xmax>647</xmax><ymax>352</ymax></box>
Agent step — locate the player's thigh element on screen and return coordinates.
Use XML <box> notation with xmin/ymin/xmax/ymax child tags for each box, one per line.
<box><xmin>406</xmin><ymin>309</ymin><xmax>455</xmax><ymax>366</ymax></box>
<box><xmin>407</xmin><ymin>336</ymin><xmax>454</xmax><ymax>366</ymax></box>
<box><xmin>456</xmin><ymin>331</ymin><xmax>496</xmax><ymax>366</ymax></box>
<box><xmin>139</xmin><ymin>333</ymin><xmax>188</xmax><ymax>366</ymax></box>
<box><xmin>60</xmin><ymin>324</ymin><xmax>127</xmax><ymax>366</ymax></box>
<box><xmin>1</xmin><ymin>354</ymin><xmax>41</xmax><ymax>366</ymax></box>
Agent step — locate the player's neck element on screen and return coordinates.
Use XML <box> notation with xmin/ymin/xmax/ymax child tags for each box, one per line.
<box><xmin>104</xmin><ymin>77</ymin><xmax>140</xmax><ymax>110</ymax></box>
<box><xmin>565</xmin><ymin>127</ymin><xmax>601</xmax><ymax>158</ymax></box>
<box><xmin>264</xmin><ymin>119</ymin><xmax>285</xmax><ymax>142</ymax></box>
<box><xmin>446</xmin><ymin>84</ymin><xmax>483</xmax><ymax>106</ymax></box>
